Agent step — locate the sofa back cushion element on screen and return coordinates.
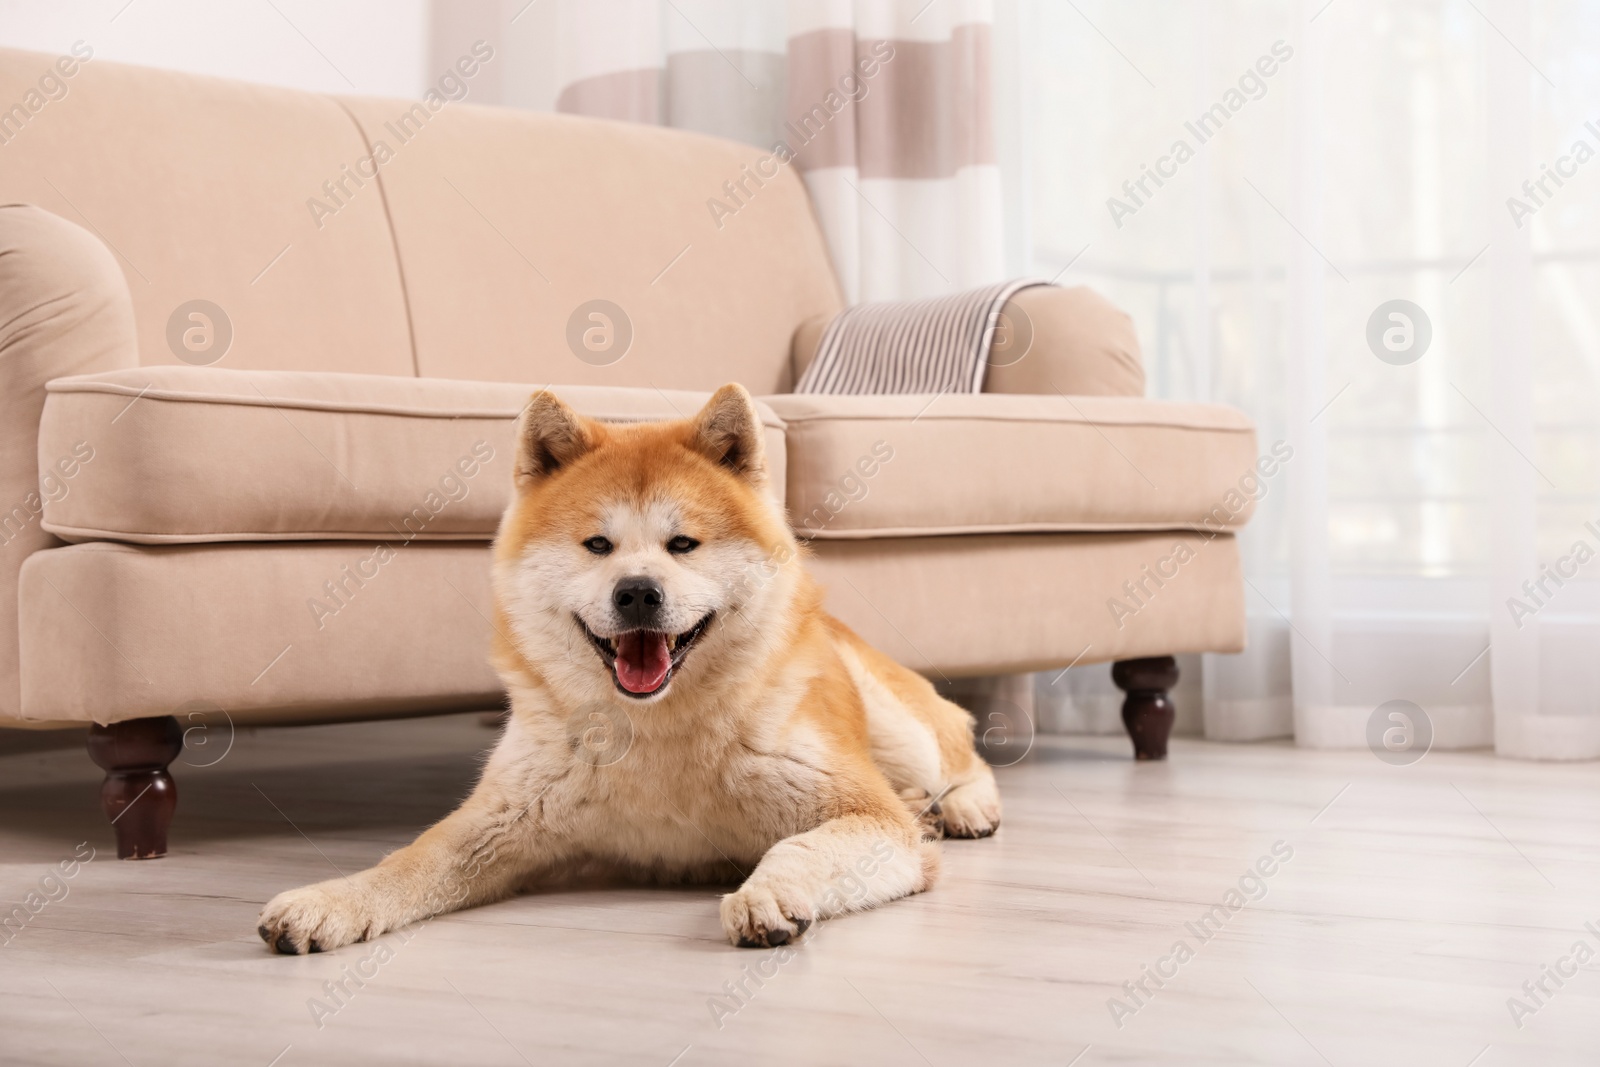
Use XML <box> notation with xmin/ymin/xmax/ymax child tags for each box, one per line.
<box><xmin>0</xmin><ymin>47</ymin><xmax>415</xmax><ymax>378</ymax></box>
<box><xmin>336</xmin><ymin>100</ymin><xmax>843</xmax><ymax>392</ymax></box>
<box><xmin>0</xmin><ymin>47</ymin><xmax>843</xmax><ymax>391</ymax></box>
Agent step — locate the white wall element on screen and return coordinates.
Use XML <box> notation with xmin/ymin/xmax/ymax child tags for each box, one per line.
<box><xmin>0</xmin><ymin>0</ymin><xmax>430</xmax><ymax>98</ymax></box>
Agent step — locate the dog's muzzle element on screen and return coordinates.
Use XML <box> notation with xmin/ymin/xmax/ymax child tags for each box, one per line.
<box><xmin>580</xmin><ymin>613</ymin><xmax>714</xmax><ymax>698</ymax></box>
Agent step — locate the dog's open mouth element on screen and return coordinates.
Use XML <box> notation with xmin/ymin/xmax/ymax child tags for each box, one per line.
<box><xmin>580</xmin><ymin>613</ymin><xmax>714</xmax><ymax>698</ymax></box>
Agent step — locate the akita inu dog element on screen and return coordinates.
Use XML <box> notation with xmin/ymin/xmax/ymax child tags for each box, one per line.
<box><xmin>258</xmin><ymin>384</ymin><xmax>1000</xmax><ymax>952</ymax></box>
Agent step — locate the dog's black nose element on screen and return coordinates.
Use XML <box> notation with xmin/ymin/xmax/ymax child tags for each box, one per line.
<box><xmin>613</xmin><ymin>577</ymin><xmax>665</xmax><ymax>628</ymax></box>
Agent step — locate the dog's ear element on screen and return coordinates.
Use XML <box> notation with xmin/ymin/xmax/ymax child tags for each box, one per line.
<box><xmin>689</xmin><ymin>384</ymin><xmax>766</xmax><ymax>484</ymax></box>
<box><xmin>515</xmin><ymin>391</ymin><xmax>592</xmax><ymax>486</ymax></box>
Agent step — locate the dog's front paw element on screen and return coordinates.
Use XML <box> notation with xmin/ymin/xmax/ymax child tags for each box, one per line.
<box><xmin>720</xmin><ymin>879</ymin><xmax>814</xmax><ymax>949</ymax></box>
<box><xmin>258</xmin><ymin>879</ymin><xmax>376</xmax><ymax>955</ymax></box>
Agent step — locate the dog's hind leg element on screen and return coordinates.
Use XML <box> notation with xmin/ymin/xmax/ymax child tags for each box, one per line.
<box><xmin>935</xmin><ymin>764</ymin><xmax>1001</xmax><ymax>839</ymax></box>
<box><xmin>720</xmin><ymin>796</ymin><xmax>937</xmax><ymax>948</ymax></box>
<box><xmin>830</xmin><ymin>619</ymin><xmax>1002</xmax><ymax>839</ymax></box>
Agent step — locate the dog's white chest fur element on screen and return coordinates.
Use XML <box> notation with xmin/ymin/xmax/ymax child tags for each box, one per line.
<box><xmin>493</xmin><ymin>695</ymin><xmax>833</xmax><ymax>874</ymax></box>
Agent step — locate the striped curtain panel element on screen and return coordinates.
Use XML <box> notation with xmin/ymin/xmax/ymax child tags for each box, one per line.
<box><xmin>549</xmin><ymin>0</ymin><xmax>1006</xmax><ymax>303</ymax></box>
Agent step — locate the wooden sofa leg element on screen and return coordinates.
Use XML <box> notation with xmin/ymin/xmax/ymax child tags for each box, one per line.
<box><xmin>86</xmin><ymin>717</ymin><xmax>183</xmax><ymax>859</ymax></box>
<box><xmin>1111</xmin><ymin>657</ymin><xmax>1179</xmax><ymax>761</ymax></box>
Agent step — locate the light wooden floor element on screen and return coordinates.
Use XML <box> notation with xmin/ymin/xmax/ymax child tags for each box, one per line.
<box><xmin>1</xmin><ymin>714</ymin><xmax>1597</xmax><ymax>1066</ymax></box>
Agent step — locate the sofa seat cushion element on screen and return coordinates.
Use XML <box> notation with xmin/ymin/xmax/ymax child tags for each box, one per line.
<box><xmin>759</xmin><ymin>392</ymin><xmax>1262</xmax><ymax>539</ymax></box>
<box><xmin>38</xmin><ymin>367</ymin><xmax>786</xmax><ymax>543</ymax></box>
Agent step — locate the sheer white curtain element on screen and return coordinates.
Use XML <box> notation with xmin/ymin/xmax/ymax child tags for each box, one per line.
<box><xmin>1019</xmin><ymin>0</ymin><xmax>1600</xmax><ymax>759</ymax></box>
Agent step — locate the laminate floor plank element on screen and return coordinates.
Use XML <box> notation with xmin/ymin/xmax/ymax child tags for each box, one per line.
<box><xmin>1</xmin><ymin>714</ymin><xmax>1595</xmax><ymax>1065</ymax></box>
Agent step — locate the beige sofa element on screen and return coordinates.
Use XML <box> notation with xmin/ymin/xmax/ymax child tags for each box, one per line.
<box><xmin>0</xmin><ymin>48</ymin><xmax>1256</xmax><ymax>858</ymax></box>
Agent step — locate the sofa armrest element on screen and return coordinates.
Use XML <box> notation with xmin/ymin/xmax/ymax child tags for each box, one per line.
<box><xmin>788</xmin><ymin>284</ymin><xmax>1145</xmax><ymax>398</ymax></box>
<box><xmin>984</xmin><ymin>285</ymin><xmax>1144</xmax><ymax>397</ymax></box>
<box><xmin>0</xmin><ymin>204</ymin><xmax>138</xmax><ymax>720</ymax></box>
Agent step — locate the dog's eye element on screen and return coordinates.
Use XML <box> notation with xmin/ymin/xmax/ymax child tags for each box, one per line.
<box><xmin>583</xmin><ymin>536</ymin><xmax>613</xmax><ymax>555</ymax></box>
<box><xmin>667</xmin><ymin>536</ymin><xmax>700</xmax><ymax>555</ymax></box>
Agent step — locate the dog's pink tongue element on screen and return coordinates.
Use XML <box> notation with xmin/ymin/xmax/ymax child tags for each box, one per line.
<box><xmin>616</xmin><ymin>631</ymin><xmax>671</xmax><ymax>693</ymax></box>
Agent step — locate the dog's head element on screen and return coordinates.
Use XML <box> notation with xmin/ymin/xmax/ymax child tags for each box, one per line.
<box><xmin>493</xmin><ymin>384</ymin><xmax>797</xmax><ymax>704</ymax></box>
